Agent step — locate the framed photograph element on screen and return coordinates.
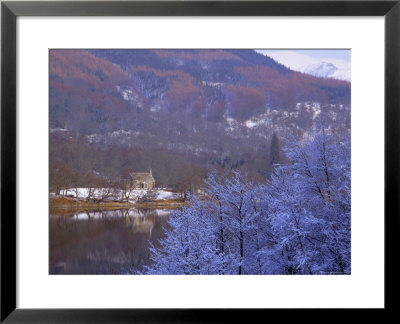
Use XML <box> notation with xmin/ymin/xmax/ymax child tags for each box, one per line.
<box><xmin>1</xmin><ymin>0</ymin><xmax>399</xmax><ymax>321</ymax></box>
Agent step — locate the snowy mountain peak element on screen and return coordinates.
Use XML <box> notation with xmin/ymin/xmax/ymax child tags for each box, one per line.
<box><xmin>304</xmin><ymin>62</ymin><xmax>338</xmax><ymax>78</ymax></box>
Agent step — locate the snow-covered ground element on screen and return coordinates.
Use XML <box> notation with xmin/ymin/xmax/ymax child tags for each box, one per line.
<box><xmin>55</xmin><ymin>188</ymin><xmax>180</xmax><ymax>204</ymax></box>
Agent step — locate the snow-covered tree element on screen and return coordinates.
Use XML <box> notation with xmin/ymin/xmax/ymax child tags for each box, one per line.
<box><xmin>146</xmin><ymin>170</ymin><xmax>261</xmax><ymax>274</ymax></box>
<box><xmin>146</xmin><ymin>131</ymin><xmax>350</xmax><ymax>275</ymax></box>
<box><xmin>259</xmin><ymin>132</ymin><xmax>351</xmax><ymax>274</ymax></box>
<box><xmin>145</xmin><ymin>193</ymin><xmax>223</xmax><ymax>274</ymax></box>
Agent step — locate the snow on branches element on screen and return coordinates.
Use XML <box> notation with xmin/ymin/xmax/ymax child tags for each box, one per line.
<box><xmin>145</xmin><ymin>132</ymin><xmax>351</xmax><ymax>275</ymax></box>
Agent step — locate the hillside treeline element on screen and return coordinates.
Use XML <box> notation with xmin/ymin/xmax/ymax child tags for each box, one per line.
<box><xmin>50</xmin><ymin>131</ymin><xmax>284</xmax><ymax>195</ymax></box>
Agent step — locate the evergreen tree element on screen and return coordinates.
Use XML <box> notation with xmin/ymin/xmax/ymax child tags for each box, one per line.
<box><xmin>270</xmin><ymin>132</ymin><xmax>281</xmax><ymax>165</ymax></box>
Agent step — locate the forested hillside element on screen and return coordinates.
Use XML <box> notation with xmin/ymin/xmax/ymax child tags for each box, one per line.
<box><xmin>49</xmin><ymin>49</ymin><xmax>350</xmax><ymax>191</ymax></box>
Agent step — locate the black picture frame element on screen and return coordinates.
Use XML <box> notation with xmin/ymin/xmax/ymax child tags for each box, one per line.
<box><xmin>1</xmin><ymin>0</ymin><xmax>399</xmax><ymax>322</ymax></box>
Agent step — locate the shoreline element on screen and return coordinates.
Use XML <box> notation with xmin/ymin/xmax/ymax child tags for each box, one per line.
<box><xmin>49</xmin><ymin>196</ymin><xmax>187</xmax><ymax>213</ymax></box>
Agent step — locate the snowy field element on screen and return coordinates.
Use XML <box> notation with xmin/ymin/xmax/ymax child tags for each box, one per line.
<box><xmin>52</xmin><ymin>188</ymin><xmax>181</xmax><ymax>203</ymax></box>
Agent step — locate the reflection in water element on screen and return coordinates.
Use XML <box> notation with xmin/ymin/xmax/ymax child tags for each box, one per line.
<box><xmin>49</xmin><ymin>208</ymin><xmax>171</xmax><ymax>274</ymax></box>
